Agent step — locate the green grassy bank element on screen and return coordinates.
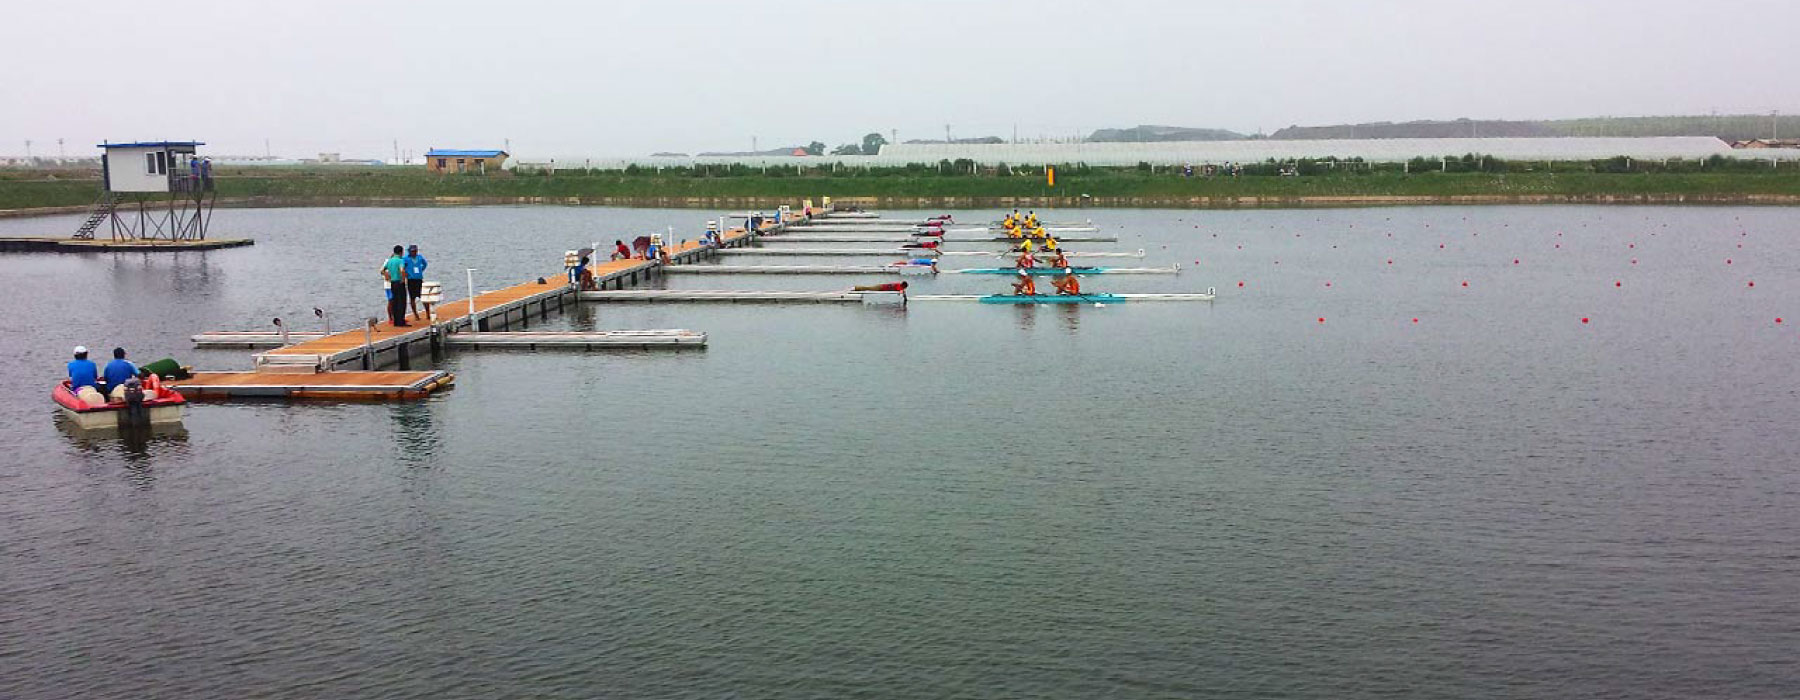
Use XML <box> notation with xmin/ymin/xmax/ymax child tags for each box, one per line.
<box><xmin>6</xmin><ymin>165</ymin><xmax>1800</xmax><ymax>213</ymax></box>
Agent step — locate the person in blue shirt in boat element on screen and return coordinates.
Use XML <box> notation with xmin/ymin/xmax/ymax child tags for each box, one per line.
<box><xmin>102</xmin><ymin>347</ymin><xmax>137</xmax><ymax>397</ymax></box>
<box><xmin>68</xmin><ymin>346</ymin><xmax>99</xmax><ymax>392</ymax></box>
<box><xmin>403</xmin><ymin>244</ymin><xmax>428</xmax><ymax>322</ymax></box>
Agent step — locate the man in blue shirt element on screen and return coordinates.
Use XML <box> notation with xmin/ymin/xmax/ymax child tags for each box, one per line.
<box><xmin>382</xmin><ymin>245</ymin><xmax>409</xmax><ymax>327</ymax></box>
<box><xmin>102</xmin><ymin>347</ymin><xmax>137</xmax><ymax>397</ymax></box>
<box><xmin>68</xmin><ymin>346</ymin><xmax>98</xmax><ymax>391</ymax></box>
<box><xmin>403</xmin><ymin>244</ymin><xmax>428</xmax><ymax>322</ymax></box>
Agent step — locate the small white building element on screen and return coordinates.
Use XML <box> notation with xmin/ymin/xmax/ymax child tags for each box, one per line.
<box><xmin>99</xmin><ymin>141</ymin><xmax>203</xmax><ymax>193</ymax></box>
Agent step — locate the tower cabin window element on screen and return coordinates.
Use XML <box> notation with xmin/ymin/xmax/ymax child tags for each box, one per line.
<box><xmin>147</xmin><ymin>153</ymin><xmax>157</xmax><ymax>174</ymax></box>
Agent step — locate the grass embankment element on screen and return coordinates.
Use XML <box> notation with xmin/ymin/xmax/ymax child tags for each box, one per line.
<box><xmin>5</xmin><ymin>166</ymin><xmax>1800</xmax><ymax>212</ymax></box>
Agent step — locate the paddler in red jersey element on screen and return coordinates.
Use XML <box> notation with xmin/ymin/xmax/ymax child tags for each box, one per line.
<box><xmin>1016</xmin><ymin>249</ymin><xmax>1037</xmax><ymax>270</ymax></box>
<box><xmin>1052</xmin><ymin>268</ymin><xmax>1081</xmax><ymax>295</ymax></box>
<box><xmin>1048</xmin><ymin>250</ymin><xmax>1070</xmax><ymax>269</ymax></box>
<box><xmin>1011</xmin><ymin>268</ymin><xmax>1038</xmax><ymax>296</ymax></box>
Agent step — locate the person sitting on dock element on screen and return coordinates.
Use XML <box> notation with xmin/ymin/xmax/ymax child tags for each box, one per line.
<box><xmin>647</xmin><ymin>234</ymin><xmax>671</xmax><ymax>264</ymax></box>
<box><xmin>704</xmin><ymin>222</ymin><xmax>720</xmax><ymax>246</ymax></box>
<box><xmin>612</xmin><ymin>239</ymin><xmax>631</xmax><ymax>261</ymax></box>
<box><xmin>632</xmin><ymin>235</ymin><xmax>652</xmax><ymax>259</ymax></box>
<box><xmin>102</xmin><ymin>347</ymin><xmax>137</xmax><ymax>398</ymax></box>
<box><xmin>576</xmin><ymin>256</ymin><xmax>597</xmax><ymax>290</ymax></box>
<box><xmin>382</xmin><ymin>245</ymin><xmax>410</xmax><ymax>327</ymax></box>
<box><xmin>1012</xmin><ymin>268</ymin><xmax>1038</xmax><ymax>296</ymax></box>
<box><xmin>404</xmin><ymin>244</ymin><xmax>428</xmax><ymax>322</ymax></box>
<box><xmin>1052</xmin><ymin>268</ymin><xmax>1082</xmax><ymax>296</ymax></box>
<box><xmin>68</xmin><ymin>346</ymin><xmax>99</xmax><ymax>393</ymax></box>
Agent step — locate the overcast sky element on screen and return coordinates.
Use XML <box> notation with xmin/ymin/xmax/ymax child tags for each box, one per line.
<box><xmin>6</xmin><ymin>0</ymin><xmax>1796</xmax><ymax>160</ymax></box>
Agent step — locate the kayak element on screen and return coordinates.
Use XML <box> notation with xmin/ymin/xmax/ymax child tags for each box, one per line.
<box><xmin>975</xmin><ymin>294</ymin><xmax>1131</xmax><ymax>305</ymax></box>
<box><xmin>951</xmin><ymin>266</ymin><xmax>1107</xmax><ymax>275</ymax></box>
<box><xmin>52</xmin><ymin>380</ymin><xmax>187</xmax><ymax>430</ymax></box>
<box><xmin>947</xmin><ymin>265</ymin><xmax>1178</xmax><ymax>275</ymax></box>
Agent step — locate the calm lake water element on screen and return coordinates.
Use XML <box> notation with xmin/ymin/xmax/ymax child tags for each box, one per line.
<box><xmin>3</xmin><ymin>205</ymin><xmax>1798</xmax><ymax>699</ymax></box>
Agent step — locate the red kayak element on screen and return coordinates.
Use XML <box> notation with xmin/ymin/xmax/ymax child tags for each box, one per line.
<box><xmin>53</xmin><ymin>380</ymin><xmax>187</xmax><ymax>430</ymax></box>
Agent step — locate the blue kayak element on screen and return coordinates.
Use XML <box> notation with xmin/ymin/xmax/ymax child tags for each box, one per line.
<box><xmin>957</xmin><ymin>267</ymin><xmax>1108</xmax><ymax>275</ymax></box>
<box><xmin>977</xmin><ymin>294</ymin><xmax>1127</xmax><ymax>305</ymax></box>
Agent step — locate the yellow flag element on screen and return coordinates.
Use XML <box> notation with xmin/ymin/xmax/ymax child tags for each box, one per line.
<box><xmin>1046</xmin><ymin>166</ymin><xmax>1056</xmax><ymax>188</ymax></box>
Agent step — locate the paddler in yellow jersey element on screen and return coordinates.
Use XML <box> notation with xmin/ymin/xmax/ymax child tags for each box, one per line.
<box><xmin>1011</xmin><ymin>268</ymin><xmax>1038</xmax><ymax>296</ymax></box>
<box><xmin>1042</xmin><ymin>235</ymin><xmax>1059</xmax><ymax>252</ymax></box>
<box><xmin>1053</xmin><ymin>267</ymin><xmax>1081</xmax><ymax>295</ymax></box>
<box><xmin>1016</xmin><ymin>237</ymin><xmax>1035</xmax><ymax>254</ymax></box>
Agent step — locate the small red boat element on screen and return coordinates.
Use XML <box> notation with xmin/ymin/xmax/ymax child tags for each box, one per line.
<box><xmin>52</xmin><ymin>380</ymin><xmax>187</xmax><ymax>430</ymax></box>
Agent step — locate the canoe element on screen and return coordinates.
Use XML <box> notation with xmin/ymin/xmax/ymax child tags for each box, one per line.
<box><xmin>976</xmin><ymin>294</ymin><xmax>1132</xmax><ymax>305</ymax></box>
<box><xmin>947</xmin><ymin>265</ymin><xmax>1178</xmax><ymax>275</ymax></box>
<box><xmin>52</xmin><ymin>380</ymin><xmax>187</xmax><ymax>430</ymax></box>
<box><xmin>912</xmin><ymin>292</ymin><xmax>1217</xmax><ymax>304</ymax></box>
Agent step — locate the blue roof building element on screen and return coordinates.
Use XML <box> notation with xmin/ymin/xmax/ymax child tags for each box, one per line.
<box><xmin>426</xmin><ymin>148</ymin><xmax>509</xmax><ymax>173</ymax></box>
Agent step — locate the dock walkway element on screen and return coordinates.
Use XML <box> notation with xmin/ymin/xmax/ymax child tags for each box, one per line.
<box><xmin>255</xmin><ymin>227</ymin><xmax>753</xmax><ymax>370</ymax></box>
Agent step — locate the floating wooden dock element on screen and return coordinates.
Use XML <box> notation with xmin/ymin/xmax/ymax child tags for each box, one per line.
<box><xmin>171</xmin><ymin>370</ymin><xmax>455</xmax><ymax>400</ymax></box>
<box><xmin>253</xmin><ymin>228</ymin><xmax>753</xmax><ymax>370</ymax></box>
<box><xmin>0</xmin><ymin>237</ymin><xmax>255</xmax><ymax>253</ymax></box>
<box><xmin>192</xmin><ymin>331</ymin><xmax>328</xmax><ymax>348</ymax></box>
<box><xmin>441</xmin><ymin>330</ymin><xmax>705</xmax><ymax>349</ymax></box>
<box><xmin>580</xmin><ymin>290</ymin><xmax>905</xmax><ymax>304</ymax></box>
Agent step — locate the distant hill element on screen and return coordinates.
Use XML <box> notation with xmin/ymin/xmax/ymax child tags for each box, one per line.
<box><xmin>695</xmin><ymin>147</ymin><xmax>807</xmax><ymax>157</ymax></box>
<box><xmin>1079</xmin><ymin>115</ymin><xmax>1798</xmax><ymax>143</ymax></box>
<box><xmin>1087</xmin><ymin>125</ymin><xmax>1249</xmax><ymax>142</ymax></box>
<box><xmin>903</xmin><ymin>136</ymin><xmax>1006</xmax><ymax>145</ymax></box>
<box><xmin>1271</xmin><ymin>115</ymin><xmax>1800</xmax><ymax>142</ymax></box>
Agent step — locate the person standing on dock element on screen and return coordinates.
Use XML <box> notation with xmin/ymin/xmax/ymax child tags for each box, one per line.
<box><xmin>201</xmin><ymin>157</ymin><xmax>213</xmax><ymax>190</ymax></box>
<box><xmin>403</xmin><ymin>244</ymin><xmax>428</xmax><ymax>322</ymax></box>
<box><xmin>382</xmin><ymin>245</ymin><xmax>410</xmax><ymax>327</ymax></box>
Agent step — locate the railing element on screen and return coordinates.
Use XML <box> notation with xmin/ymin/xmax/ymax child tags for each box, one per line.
<box><xmin>171</xmin><ymin>172</ymin><xmax>215</xmax><ymax>194</ymax></box>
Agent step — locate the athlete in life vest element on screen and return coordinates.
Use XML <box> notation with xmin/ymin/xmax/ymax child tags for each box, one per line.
<box><xmin>852</xmin><ymin>281</ymin><xmax>909</xmax><ymax>292</ymax></box>
<box><xmin>1052</xmin><ymin>268</ymin><xmax>1081</xmax><ymax>295</ymax></box>
<box><xmin>1016</xmin><ymin>237</ymin><xmax>1035</xmax><ymax>254</ymax></box>
<box><xmin>1016</xmin><ymin>249</ymin><xmax>1037</xmax><ymax>269</ymax></box>
<box><xmin>1042</xmin><ymin>236</ymin><xmax>1059</xmax><ymax>252</ymax></box>
<box><xmin>1011</xmin><ymin>268</ymin><xmax>1038</xmax><ymax>296</ymax></box>
<box><xmin>1048</xmin><ymin>250</ymin><xmax>1070</xmax><ymax>269</ymax></box>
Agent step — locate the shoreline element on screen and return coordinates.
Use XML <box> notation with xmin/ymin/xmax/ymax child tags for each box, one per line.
<box><xmin>4</xmin><ymin>192</ymin><xmax>1800</xmax><ymax>219</ymax></box>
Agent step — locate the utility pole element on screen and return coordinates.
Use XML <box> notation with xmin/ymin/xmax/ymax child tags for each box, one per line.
<box><xmin>24</xmin><ymin>140</ymin><xmax>32</xmax><ymax>158</ymax></box>
<box><xmin>265</xmin><ymin>138</ymin><xmax>271</xmax><ymax>158</ymax></box>
<box><xmin>1774</xmin><ymin>111</ymin><xmax>1780</xmax><ymax>141</ymax></box>
<box><xmin>504</xmin><ymin>137</ymin><xmax>511</xmax><ymax>153</ymax></box>
<box><xmin>945</xmin><ymin>124</ymin><xmax>952</xmax><ymax>144</ymax></box>
<box><xmin>57</xmin><ymin>138</ymin><xmax>65</xmax><ymax>158</ymax></box>
<box><xmin>393</xmin><ymin>139</ymin><xmax>399</xmax><ymax>164</ymax></box>
<box><xmin>752</xmin><ymin>136</ymin><xmax>758</xmax><ymax>152</ymax></box>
